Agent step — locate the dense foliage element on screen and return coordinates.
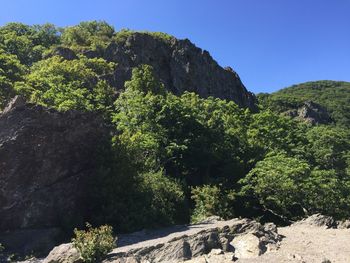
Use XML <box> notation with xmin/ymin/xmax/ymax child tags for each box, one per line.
<box><xmin>1</xmin><ymin>21</ymin><xmax>350</xmax><ymax>234</ymax></box>
<box><xmin>258</xmin><ymin>80</ymin><xmax>350</xmax><ymax>127</ymax></box>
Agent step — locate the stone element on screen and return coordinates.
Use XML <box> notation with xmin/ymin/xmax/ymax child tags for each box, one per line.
<box><xmin>103</xmin><ymin>32</ymin><xmax>257</xmax><ymax>110</ymax></box>
<box><xmin>205</xmin><ymin>252</ymin><xmax>235</xmax><ymax>263</ymax></box>
<box><xmin>337</xmin><ymin>220</ymin><xmax>350</xmax><ymax>229</ymax></box>
<box><xmin>294</xmin><ymin>214</ymin><xmax>337</xmax><ymax>228</ymax></box>
<box><xmin>230</xmin><ymin>233</ymin><xmax>262</xmax><ymax>258</ymax></box>
<box><xmin>43</xmin><ymin>243</ymin><xmax>82</xmax><ymax>263</ymax></box>
<box><xmin>104</xmin><ymin>218</ymin><xmax>280</xmax><ymax>262</ymax></box>
<box><xmin>0</xmin><ymin>98</ymin><xmax>109</xmax><ymax>254</ymax></box>
<box><xmin>208</xmin><ymin>248</ymin><xmax>224</xmax><ymax>255</ymax></box>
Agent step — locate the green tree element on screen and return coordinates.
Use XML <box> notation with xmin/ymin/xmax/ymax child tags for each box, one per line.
<box><xmin>306</xmin><ymin>125</ymin><xmax>350</xmax><ymax>171</ymax></box>
<box><xmin>247</xmin><ymin>109</ymin><xmax>307</xmax><ymax>162</ymax></box>
<box><xmin>0</xmin><ymin>22</ymin><xmax>60</xmax><ymax>65</ymax></box>
<box><xmin>61</xmin><ymin>21</ymin><xmax>115</xmax><ymax>54</ymax></box>
<box><xmin>15</xmin><ymin>56</ymin><xmax>116</xmax><ymax>112</ymax></box>
<box><xmin>240</xmin><ymin>152</ymin><xmax>311</xmax><ymax>217</ymax></box>
<box><xmin>240</xmin><ymin>152</ymin><xmax>350</xmax><ymax>219</ymax></box>
<box><xmin>0</xmin><ymin>49</ymin><xmax>25</xmax><ymax>108</ymax></box>
<box><xmin>191</xmin><ymin>184</ymin><xmax>235</xmax><ymax>223</ymax></box>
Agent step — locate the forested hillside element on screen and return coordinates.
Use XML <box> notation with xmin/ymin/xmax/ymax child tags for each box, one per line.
<box><xmin>1</xmin><ymin>21</ymin><xmax>350</xmax><ymax>239</ymax></box>
<box><xmin>258</xmin><ymin>80</ymin><xmax>350</xmax><ymax>127</ymax></box>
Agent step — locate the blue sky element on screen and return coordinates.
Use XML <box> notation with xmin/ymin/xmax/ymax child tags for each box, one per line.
<box><xmin>1</xmin><ymin>0</ymin><xmax>349</xmax><ymax>93</ymax></box>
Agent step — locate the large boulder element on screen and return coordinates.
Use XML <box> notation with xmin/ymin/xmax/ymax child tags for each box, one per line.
<box><xmin>103</xmin><ymin>32</ymin><xmax>256</xmax><ymax>110</ymax></box>
<box><xmin>0</xmin><ymin>96</ymin><xmax>109</xmax><ymax>254</ymax></box>
<box><xmin>43</xmin><ymin>243</ymin><xmax>82</xmax><ymax>263</ymax></box>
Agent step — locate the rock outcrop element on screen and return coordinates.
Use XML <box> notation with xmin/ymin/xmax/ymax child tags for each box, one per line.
<box><xmin>102</xmin><ymin>32</ymin><xmax>256</xmax><ymax>110</ymax></box>
<box><xmin>0</xmin><ymin>96</ymin><xmax>109</xmax><ymax>255</ymax></box>
<box><xmin>293</xmin><ymin>214</ymin><xmax>337</xmax><ymax>228</ymax></box>
<box><xmin>285</xmin><ymin>101</ymin><xmax>332</xmax><ymax>125</ymax></box>
<box><xmin>102</xmin><ymin>218</ymin><xmax>281</xmax><ymax>263</ymax></box>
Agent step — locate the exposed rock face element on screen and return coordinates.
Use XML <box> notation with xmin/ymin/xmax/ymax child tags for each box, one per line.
<box><xmin>103</xmin><ymin>33</ymin><xmax>256</xmax><ymax>110</ymax></box>
<box><xmin>0</xmin><ymin>96</ymin><xmax>109</xmax><ymax>254</ymax></box>
<box><xmin>285</xmin><ymin>101</ymin><xmax>332</xmax><ymax>125</ymax></box>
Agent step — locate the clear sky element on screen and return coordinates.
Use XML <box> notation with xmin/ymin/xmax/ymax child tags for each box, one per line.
<box><xmin>1</xmin><ymin>0</ymin><xmax>349</xmax><ymax>93</ymax></box>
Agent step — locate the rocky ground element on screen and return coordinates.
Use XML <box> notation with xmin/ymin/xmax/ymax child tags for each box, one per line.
<box><xmin>11</xmin><ymin>214</ymin><xmax>349</xmax><ymax>263</ymax></box>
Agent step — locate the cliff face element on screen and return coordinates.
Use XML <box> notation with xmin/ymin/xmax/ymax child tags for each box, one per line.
<box><xmin>102</xmin><ymin>33</ymin><xmax>256</xmax><ymax>110</ymax></box>
<box><xmin>0</xmin><ymin>97</ymin><xmax>108</xmax><ymax>231</ymax></box>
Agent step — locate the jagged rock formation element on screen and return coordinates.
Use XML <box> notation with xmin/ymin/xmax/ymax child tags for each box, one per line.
<box><xmin>0</xmin><ymin>96</ymin><xmax>109</xmax><ymax>255</ymax></box>
<box><xmin>49</xmin><ymin>32</ymin><xmax>256</xmax><ymax>110</ymax></box>
<box><xmin>284</xmin><ymin>101</ymin><xmax>332</xmax><ymax>124</ymax></box>
<box><xmin>104</xmin><ymin>33</ymin><xmax>256</xmax><ymax>109</ymax></box>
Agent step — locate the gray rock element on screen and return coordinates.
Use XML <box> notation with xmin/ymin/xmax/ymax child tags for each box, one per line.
<box><xmin>0</xmin><ymin>98</ymin><xmax>109</xmax><ymax>254</ymax></box>
<box><xmin>103</xmin><ymin>218</ymin><xmax>281</xmax><ymax>263</ymax></box>
<box><xmin>230</xmin><ymin>233</ymin><xmax>262</xmax><ymax>258</ymax></box>
<box><xmin>294</xmin><ymin>214</ymin><xmax>337</xmax><ymax>228</ymax></box>
<box><xmin>43</xmin><ymin>243</ymin><xmax>82</xmax><ymax>263</ymax></box>
<box><xmin>337</xmin><ymin>220</ymin><xmax>350</xmax><ymax>229</ymax></box>
<box><xmin>285</xmin><ymin>101</ymin><xmax>332</xmax><ymax>125</ymax></box>
<box><xmin>103</xmin><ymin>32</ymin><xmax>257</xmax><ymax>110</ymax></box>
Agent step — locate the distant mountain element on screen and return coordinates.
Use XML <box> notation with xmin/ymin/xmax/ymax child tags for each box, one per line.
<box><xmin>258</xmin><ymin>80</ymin><xmax>350</xmax><ymax>127</ymax></box>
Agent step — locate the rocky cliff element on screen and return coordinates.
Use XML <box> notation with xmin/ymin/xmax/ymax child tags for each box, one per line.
<box><xmin>104</xmin><ymin>33</ymin><xmax>256</xmax><ymax>109</ymax></box>
<box><xmin>0</xmin><ymin>97</ymin><xmax>109</xmax><ymax>255</ymax></box>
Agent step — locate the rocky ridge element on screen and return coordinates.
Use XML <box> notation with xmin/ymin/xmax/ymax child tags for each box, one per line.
<box><xmin>51</xmin><ymin>32</ymin><xmax>257</xmax><ymax>110</ymax></box>
<box><xmin>106</xmin><ymin>32</ymin><xmax>257</xmax><ymax>109</ymax></box>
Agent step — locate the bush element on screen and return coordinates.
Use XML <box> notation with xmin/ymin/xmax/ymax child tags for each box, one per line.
<box><xmin>191</xmin><ymin>185</ymin><xmax>235</xmax><ymax>223</ymax></box>
<box><xmin>72</xmin><ymin>223</ymin><xmax>114</xmax><ymax>263</ymax></box>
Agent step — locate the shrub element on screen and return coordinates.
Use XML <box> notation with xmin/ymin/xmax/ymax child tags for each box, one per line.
<box><xmin>72</xmin><ymin>223</ymin><xmax>114</xmax><ymax>263</ymax></box>
<box><xmin>191</xmin><ymin>185</ymin><xmax>235</xmax><ymax>223</ymax></box>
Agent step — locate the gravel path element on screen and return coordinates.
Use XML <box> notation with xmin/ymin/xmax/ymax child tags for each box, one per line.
<box><xmin>237</xmin><ymin>225</ymin><xmax>350</xmax><ymax>263</ymax></box>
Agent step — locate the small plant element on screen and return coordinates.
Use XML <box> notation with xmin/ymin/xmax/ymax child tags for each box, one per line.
<box><xmin>72</xmin><ymin>223</ymin><xmax>114</xmax><ymax>263</ymax></box>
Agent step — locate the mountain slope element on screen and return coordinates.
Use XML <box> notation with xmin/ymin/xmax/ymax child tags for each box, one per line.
<box><xmin>103</xmin><ymin>32</ymin><xmax>256</xmax><ymax>109</ymax></box>
<box><xmin>258</xmin><ymin>80</ymin><xmax>350</xmax><ymax>127</ymax></box>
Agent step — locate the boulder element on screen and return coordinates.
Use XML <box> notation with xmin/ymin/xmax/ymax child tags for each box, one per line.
<box><xmin>294</xmin><ymin>214</ymin><xmax>337</xmax><ymax>228</ymax></box>
<box><xmin>104</xmin><ymin>32</ymin><xmax>257</xmax><ymax>110</ymax></box>
<box><xmin>43</xmin><ymin>243</ymin><xmax>82</xmax><ymax>263</ymax></box>
<box><xmin>230</xmin><ymin>233</ymin><xmax>262</xmax><ymax>258</ymax></box>
<box><xmin>0</xmin><ymin>97</ymin><xmax>109</xmax><ymax>254</ymax></box>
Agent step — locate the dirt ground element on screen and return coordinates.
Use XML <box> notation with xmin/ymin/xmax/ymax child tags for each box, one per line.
<box><xmin>237</xmin><ymin>225</ymin><xmax>350</xmax><ymax>263</ymax></box>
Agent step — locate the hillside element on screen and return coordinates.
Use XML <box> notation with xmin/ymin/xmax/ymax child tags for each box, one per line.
<box><xmin>0</xmin><ymin>21</ymin><xmax>350</xmax><ymax>261</ymax></box>
<box><xmin>0</xmin><ymin>22</ymin><xmax>256</xmax><ymax>111</ymax></box>
<box><xmin>258</xmin><ymin>80</ymin><xmax>350</xmax><ymax>127</ymax></box>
